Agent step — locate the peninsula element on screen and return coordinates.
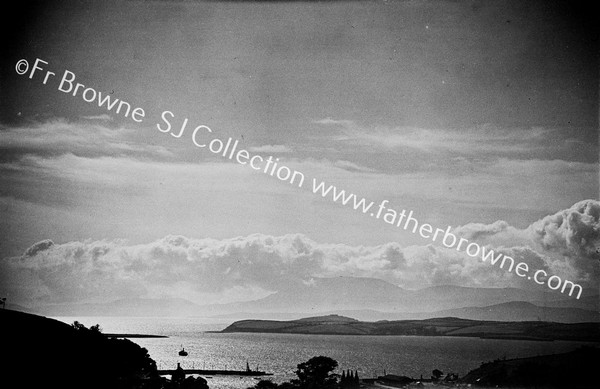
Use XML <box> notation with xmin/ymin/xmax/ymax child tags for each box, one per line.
<box><xmin>220</xmin><ymin>314</ymin><xmax>600</xmax><ymax>342</ymax></box>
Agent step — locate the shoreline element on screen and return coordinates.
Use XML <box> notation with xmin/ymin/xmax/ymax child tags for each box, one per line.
<box><xmin>104</xmin><ymin>333</ymin><xmax>168</xmax><ymax>338</ymax></box>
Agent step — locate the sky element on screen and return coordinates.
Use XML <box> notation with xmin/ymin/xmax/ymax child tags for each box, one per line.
<box><xmin>0</xmin><ymin>0</ymin><xmax>598</xmax><ymax>306</ymax></box>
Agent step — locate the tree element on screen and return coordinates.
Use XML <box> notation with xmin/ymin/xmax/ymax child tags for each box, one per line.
<box><xmin>294</xmin><ymin>356</ymin><xmax>338</xmax><ymax>388</ymax></box>
<box><xmin>90</xmin><ymin>324</ymin><xmax>102</xmax><ymax>333</ymax></box>
<box><xmin>252</xmin><ymin>380</ymin><xmax>279</xmax><ymax>389</ymax></box>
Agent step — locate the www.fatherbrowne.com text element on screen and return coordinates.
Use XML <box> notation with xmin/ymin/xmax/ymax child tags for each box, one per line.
<box><xmin>310</xmin><ymin>184</ymin><xmax>583</xmax><ymax>299</ymax></box>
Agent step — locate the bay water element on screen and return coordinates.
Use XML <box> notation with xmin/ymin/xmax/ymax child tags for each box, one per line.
<box><xmin>52</xmin><ymin>316</ymin><xmax>594</xmax><ymax>389</ymax></box>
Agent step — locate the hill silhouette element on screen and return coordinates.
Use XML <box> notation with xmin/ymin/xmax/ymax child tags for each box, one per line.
<box><xmin>0</xmin><ymin>309</ymin><xmax>161</xmax><ymax>389</ymax></box>
<box><xmin>221</xmin><ymin>314</ymin><xmax>600</xmax><ymax>341</ymax></box>
<box><xmin>459</xmin><ymin>347</ymin><xmax>599</xmax><ymax>388</ymax></box>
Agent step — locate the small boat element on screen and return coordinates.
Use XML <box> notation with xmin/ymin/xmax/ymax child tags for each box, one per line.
<box><xmin>178</xmin><ymin>346</ymin><xmax>188</xmax><ymax>356</ymax></box>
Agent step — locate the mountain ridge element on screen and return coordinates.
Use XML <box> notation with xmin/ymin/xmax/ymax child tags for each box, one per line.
<box><xmin>20</xmin><ymin>277</ymin><xmax>598</xmax><ymax>323</ymax></box>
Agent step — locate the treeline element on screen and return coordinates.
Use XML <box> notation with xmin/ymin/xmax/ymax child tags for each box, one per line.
<box><xmin>248</xmin><ymin>356</ymin><xmax>351</xmax><ymax>389</ymax></box>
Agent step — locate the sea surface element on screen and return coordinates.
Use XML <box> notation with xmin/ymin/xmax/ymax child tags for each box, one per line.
<box><xmin>53</xmin><ymin>316</ymin><xmax>595</xmax><ymax>389</ymax></box>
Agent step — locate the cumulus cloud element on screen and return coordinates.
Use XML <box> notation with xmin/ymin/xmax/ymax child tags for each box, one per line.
<box><xmin>0</xmin><ymin>234</ymin><xmax>323</xmax><ymax>305</ymax></box>
<box><xmin>526</xmin><ymin>200</ymin><xmax>600</xmax><ymax>280</ymax></box>
<box><xmin>2</xmin><ymin>200</ymin><xmax>598</xmax><ymax>306</ymax></box>
<box><xmin>454</xmin><ymin>200</ymin><xmax>600</xmax><ymax>285</ymax></box>
<box><xmin>528</xmin><ymin>199</ymin><xmax>600</xmax><ymax>259</ymax></box>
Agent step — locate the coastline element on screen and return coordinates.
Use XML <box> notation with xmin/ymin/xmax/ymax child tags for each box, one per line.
<box><xmin>218</xmin><ymin>315</ymin><xmax>600</xmax><ymax>343</ymax></box>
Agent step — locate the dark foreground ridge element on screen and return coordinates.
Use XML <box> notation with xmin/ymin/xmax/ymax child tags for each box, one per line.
<box><xmin>220</xmin><ymin>314</ymin><xmax>600</xmax><ymax>342</ymax></box>
<box><xmin>459</xmin><ymin>346</ymin><xmax>599</xmax><ymax>388</ymax></box>
<box><xmin>0</xmin><ymin>309</ymin><xmax>203</xmax><ymax>389</ymax></box>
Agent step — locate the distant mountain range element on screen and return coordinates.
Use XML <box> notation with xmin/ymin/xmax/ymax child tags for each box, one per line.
<box><xmin>20</xmin><ymin>277</ymin><xmax>599</xmax><ymax>323</ymax></box>
<box><xmin>204</xmin><ymin>277</ymin><xmax>597</xmax><ymax>314</ymax></box>
<box><xmin>23</xmin><ymin>297</ymin><xmax>201</xmax><ymax>317</ymax></box>
<box><xmin>220</xmin><ymin>314</ymin><xmax>600</xmax><ymax>342</ymax></box>
<box><xmin>214</xmin><ymin>301</ymin><xmax>599</xmax><ymax>323</ymax></box>
<box><xmin>428</xmin><ymin>301</ymin><xmax>599</xmax><ymax>323</ymax></box>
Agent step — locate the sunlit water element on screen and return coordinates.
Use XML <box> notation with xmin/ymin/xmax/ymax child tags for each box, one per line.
<box><xmin>53</xmin><ymin>316</ymin><xmax>595</xmax><ymax>389</ymax></box>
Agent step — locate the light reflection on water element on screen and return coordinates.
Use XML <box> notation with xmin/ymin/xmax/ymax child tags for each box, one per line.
<box><xmin>53</xmin><ymin>316</ymin><xmax>594</xmax><ymax>389</ymax></box>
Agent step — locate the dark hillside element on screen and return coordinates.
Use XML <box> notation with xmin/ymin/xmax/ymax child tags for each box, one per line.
<box><xmin>460</xmin><ymin>347</ymin><xmax>599</xmax><ymax>388</ymax></box>
<box><xmin>0</xmin><ymin>309</ymin><xmax>160</xmax><ymax>389</ymax></box>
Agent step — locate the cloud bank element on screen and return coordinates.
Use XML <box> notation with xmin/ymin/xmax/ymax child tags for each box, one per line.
<box><xmin>2</xmin><ymin>200</ymin><xmax>598</xmax><ymax>306</ymax></box>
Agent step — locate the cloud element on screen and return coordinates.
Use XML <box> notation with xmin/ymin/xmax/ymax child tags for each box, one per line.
<box><xmin>454</xmin><ymin>199</ymin><xmax>600</xmax><ymax>283</ymax></box>
<box><xmin>0</xmin><ymin>146</ymin><xmax>596</xmax><ymax>274</ymax></box>
<box><xmin>2</xmin><ymin>200</ymin><xmax>598</xmax><ymax>306</ymax></box>
<box><xmin>0</xmin><ymin>119</ymin><xmax>597</xmax><ymax>303</ymax></box>
<box><xmin>23</xmin><ymin>239</ymin><xmax>55</xmax><ymax>257</ymax></box>
<box><xmin>528</xmin><ymin>200</ymin><xmax>600</xmax><ymax>255</ymax></box>
<box><xmin>456</xmin><ymin>200</ymin><xmax>600</xmax><ymax>263</ymax></box>
<box><xmin>526</xmin><ymin>200</ymin><xmax>600</xmax><ymax>279</ymax></box>
<box><xmin>1</xmin><ymin>119</ymin><xmax>595</xmax><ymax>220</ymax></box>
<box><xmin>248</xmin><ymin>144</ymin><xmax>293</xmax><ymax>153</ymax></box>
<box><xmin>0</xmin><ymin>119</ymin><xmax>172</xmax><ymax>160</ymax></box>
<box><xmin>333</xmin><ymin>160</ymin><xmax>375</xmax><ymax>173</ymax></box>
<box><xmin>0</xmin><ymin>234</ymin><xmax>324</xmax><ymax>304</ymax></box>
<box><xmin>313</xmin><ymin>118</ymin><xmax>354</xmax><ymax>126</ymax></box>
<box><xmin>453</xmin><ymin>220</ymin><xmax>529</xmax><ymax>247</ymax></box>
<box><xmin>314</xmin><ymin>119</ymin><xmax>597</xmax><ymax>164</ymax></box>
<box><xmin>81</xmin><ymin>114</ymin><xmax>113</xmax><ymax>121</ymax></box>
